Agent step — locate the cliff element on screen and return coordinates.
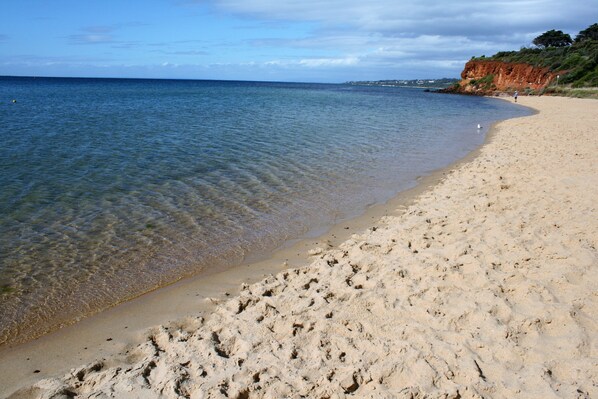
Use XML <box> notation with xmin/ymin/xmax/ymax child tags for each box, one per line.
<box><xmin>445</xmin><ymin>60</ymin><xmax>560</xmax><ymax>95</ymax></box>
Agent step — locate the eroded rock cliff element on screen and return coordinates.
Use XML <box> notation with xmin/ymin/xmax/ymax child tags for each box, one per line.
<box><xmin>445</xmin><ymin>60</ymin><xmax>559</xmax><ymax>95</ymax></box>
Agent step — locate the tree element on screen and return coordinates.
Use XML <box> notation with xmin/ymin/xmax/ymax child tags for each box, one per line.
<box><xmin>575</xmin><ymin>23</ymin><xmax>598</xmax><ymax>42</ymax></box>
<box><xmin>533</xmin><ymin>29</ymin><xmax>573</xmax><ymax>48</ymax></box>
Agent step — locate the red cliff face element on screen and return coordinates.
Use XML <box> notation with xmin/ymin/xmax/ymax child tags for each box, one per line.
<box><xmin>453</xmin><ymin>60</ymin><xmax>559</xmax><ymax>94</ymax></box>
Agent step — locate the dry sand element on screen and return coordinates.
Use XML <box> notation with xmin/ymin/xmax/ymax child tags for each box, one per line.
<box><xmin>7</xmin><ymin>96</ymin><xmax>598</xmax><ymax>398</ymax></box>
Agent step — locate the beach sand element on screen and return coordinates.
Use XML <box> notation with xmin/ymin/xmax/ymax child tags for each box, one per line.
<box><xmin>5</xmin><ymin>96</ymin><xmax>598</xmax><ymax>398</ymax></box>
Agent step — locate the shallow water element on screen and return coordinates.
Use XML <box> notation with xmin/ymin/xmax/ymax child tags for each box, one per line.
<box><xmin>0</xmin><ymin>77</ymin><xmax>530</xmax><ymax>344</ymax></box>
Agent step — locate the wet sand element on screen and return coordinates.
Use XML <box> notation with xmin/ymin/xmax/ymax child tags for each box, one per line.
<box><xmin>4</xmin><ymin>96</ymin><xmax>597</xmax><ymax>398</ymax></box>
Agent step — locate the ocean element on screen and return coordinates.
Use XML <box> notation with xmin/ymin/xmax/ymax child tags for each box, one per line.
<box><xmin>0</xmin><ymin>77</ymin><xmax>530</xmax><ymax>344</ymax></box>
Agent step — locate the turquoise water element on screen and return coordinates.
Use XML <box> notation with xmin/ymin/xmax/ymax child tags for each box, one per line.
<box><xmin>0</xmin><ymin>77</ymin><xmax>530</xmax><ymax>344</ymax></box>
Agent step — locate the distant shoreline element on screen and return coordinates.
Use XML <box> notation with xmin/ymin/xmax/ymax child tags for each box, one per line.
<box><xmin>346</xmin><ymin>78</ymin><xmax>459</xmax><ymax>89</ymax></box>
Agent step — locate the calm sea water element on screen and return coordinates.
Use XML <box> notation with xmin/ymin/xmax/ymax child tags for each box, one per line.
<box><xmin>0</xmin><ymin>77</ymin><xmax>530</xmax><ymax>344</ymax></box>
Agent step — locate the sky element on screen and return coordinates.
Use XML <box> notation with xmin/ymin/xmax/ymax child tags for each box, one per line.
<box><xmin>1</xmin><ymin>0</ymin><xmax>596</xmax><ymax>83</ymax></box>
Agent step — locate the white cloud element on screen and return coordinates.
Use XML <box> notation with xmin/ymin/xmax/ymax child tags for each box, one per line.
<box><xmin>67</xmin><ymin>34</ymin><xmax>115</xmax><ymax>45</ymax></box>
<box><xmin>298</xmin><ymin>56</ymin><xmax>359</xmax><ymax>67</ymax></box>
<box><xmin>65</xmin><ymin>25</ymin><xmax>142</xmax><ymax>48</ymax></box>
<box><xmin>266</xmin><ymin>56</ymin><xmax>359</xmax><ymax>67</ymax></box>
<box><xmin>208</xmin><ymin>0</ymin><xmax>596</xmax><ymax>36</ymax></box>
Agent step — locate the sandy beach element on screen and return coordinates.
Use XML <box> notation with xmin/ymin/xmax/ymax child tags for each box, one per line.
<box><xmin>5</xmin><ymin>95</ymin><xmax>597</xmax><ymax>398</ymax></box>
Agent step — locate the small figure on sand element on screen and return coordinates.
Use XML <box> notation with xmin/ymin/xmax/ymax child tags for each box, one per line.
<box><xmin>514</xmin><ymin>90</ymin><xmax>518</xmax><ymax>102</ymax></box>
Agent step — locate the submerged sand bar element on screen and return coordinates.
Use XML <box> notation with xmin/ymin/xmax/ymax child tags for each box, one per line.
<box><xmin>6</xmin><ymin>96</ymin><xmax>598</xmax><ymax>398</ymax></box>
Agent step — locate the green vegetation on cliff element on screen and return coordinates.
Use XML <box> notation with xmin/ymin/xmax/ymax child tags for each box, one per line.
<box><xmin>473</xmin><ymin>23</ymin><xmax>598</xmax><ymax>88</ymax></box>
<box><xmin>468</xmin><ymin>74</ymin><xmax>495</xmax><ymax>91</ymax></box>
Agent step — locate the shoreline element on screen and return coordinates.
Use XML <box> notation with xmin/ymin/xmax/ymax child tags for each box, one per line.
<box><xmin>0</xmin><ymin>101</ymin><xmax>514</xmax><ymax>395</ymax></box>
<box><xmin>0</xmin><ymin>117</ymin><xmax>500</xmax><ymax>397</ymax></box>
<box><xmin>0</xmin><ymin>84</ymin><xmax>519</xmax><ymax>349</ymax></box>
<box><xmin>5</xmin><ymin>95</ymin><xmax>597</xmax><ymax>397</ymax></box>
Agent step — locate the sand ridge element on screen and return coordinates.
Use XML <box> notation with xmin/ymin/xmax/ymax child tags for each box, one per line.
<box><xmin>11</xmin><ymin>96</ymin><xmax>598</xmax><ymax>398</ymax></box>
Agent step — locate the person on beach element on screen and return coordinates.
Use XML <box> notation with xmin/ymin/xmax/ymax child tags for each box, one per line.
<box><xmin>514</xmin><ymin>90</ymin><xmax>518</xmax><ymax>102</ymax></box>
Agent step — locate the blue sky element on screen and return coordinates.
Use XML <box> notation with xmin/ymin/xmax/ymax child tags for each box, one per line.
<box><xmin>1</xmin><ymin>0</ymin><xmax>596</xmax><ymax>82</ymax></box>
